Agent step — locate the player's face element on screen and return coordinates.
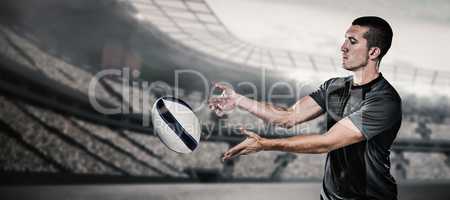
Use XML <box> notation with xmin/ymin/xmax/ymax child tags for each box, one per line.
<box><xmin>341</xmin><ymin>25</ymin><xmax>370</xmax><ymax>71</ymax></box>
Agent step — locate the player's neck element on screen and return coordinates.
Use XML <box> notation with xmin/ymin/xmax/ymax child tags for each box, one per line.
<box><xmin>352</xmin><ymin>63</ymin><xmax>380</xmax><ymax>86</ymax></box>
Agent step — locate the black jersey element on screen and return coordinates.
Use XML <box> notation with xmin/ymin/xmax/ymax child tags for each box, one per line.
<box><xmin>309</xmin><ymin>73</ymin><xmax>402</xmax><ymax>200</ymax></box>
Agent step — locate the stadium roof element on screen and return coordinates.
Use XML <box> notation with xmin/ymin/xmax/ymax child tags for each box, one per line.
<box><xmin>126</xmin><ymin>0</ymin><xmax>450</xmax><ymax>95</ymax></box>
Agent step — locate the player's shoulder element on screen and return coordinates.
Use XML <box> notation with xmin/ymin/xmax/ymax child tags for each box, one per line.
<box><xmin>326</xmin><ymin>75</ymin><xmax>352</xmax><ymax>83</ymax></box>
<box><xmin>367</xmin><ymin>76</ymin><xmax>402</xmax><ymax>103</ymax></box>
<box><xmin>322</xmin><ymin>75</ymin><xmax>352</xmax><ymax>88</ymax></box>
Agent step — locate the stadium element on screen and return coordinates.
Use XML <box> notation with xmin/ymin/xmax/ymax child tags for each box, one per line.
<box><xmin>1</xmin><ymin>0</ymin><xmax>449</xmax><ymax>199</ymax></box>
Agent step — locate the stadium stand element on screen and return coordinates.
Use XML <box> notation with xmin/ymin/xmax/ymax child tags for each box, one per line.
<box><xmin>0</xmin><ymin>0</ymin><xmax>449</xmax><ymax>184</ymax></box>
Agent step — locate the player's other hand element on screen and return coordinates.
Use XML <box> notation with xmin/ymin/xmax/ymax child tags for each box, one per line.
<box><xmin>222</xmin><ymin>128</ymin><xmax>264</xmax><ymax>161</ymax></box>
<box><xmin>208</xmin><ymin>82</ymin><xmax>239</xmax><ymax>117</ymax></box>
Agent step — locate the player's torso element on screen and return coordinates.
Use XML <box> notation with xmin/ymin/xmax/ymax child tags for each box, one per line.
<box><xmin>321</xmin><ymin>76</ymin><xmax>399</xmax><ymax>200</ymax></box>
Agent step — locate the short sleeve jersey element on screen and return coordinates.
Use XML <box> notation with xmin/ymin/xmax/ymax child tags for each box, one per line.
<box><xmin>309</xmin><ymin>74</ymin><xmax>402</xmax><ymax>200</ymax></box>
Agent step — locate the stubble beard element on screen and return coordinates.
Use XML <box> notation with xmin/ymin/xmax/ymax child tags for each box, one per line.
<box><xmin>342</xmin><ymin>54</ymin><xmax>369</xmax><ymax>72</ymax></box>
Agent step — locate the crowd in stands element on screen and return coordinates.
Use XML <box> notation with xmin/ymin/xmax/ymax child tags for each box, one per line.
<box><xmin>1</xmin><ymin>24</ymin><xmax>449</xmax><ymax>181</ymax></box>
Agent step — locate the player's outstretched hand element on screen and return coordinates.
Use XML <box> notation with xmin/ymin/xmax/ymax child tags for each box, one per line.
<box><xmin>208</xmin><ymin>82</ymin><xmax>239</xmax><ymax>117</ymax></box>
<box><xmin>222</xmin><ymin>128</ymin><xmax>264</xmax><ymax>161</ymax></box>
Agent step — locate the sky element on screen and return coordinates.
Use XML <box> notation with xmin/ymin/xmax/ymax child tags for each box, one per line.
<box><xmin>206</xmin><ymin>0</ymin><xmax>450</xmax><ymax>72</ymax></box>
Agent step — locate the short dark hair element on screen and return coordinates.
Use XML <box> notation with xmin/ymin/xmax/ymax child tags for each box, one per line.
<box><xmin>352</xmin><ymin>16</ymin><xmax>393</xmax><ymax>60</ymax></box>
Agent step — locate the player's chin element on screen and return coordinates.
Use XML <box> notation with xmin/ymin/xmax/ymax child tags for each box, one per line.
<box><xmin>342</xmin><ymin>64</ymin><xmax>357</xmax><ymax>71</ymax></box>
<box><xmin>342</xmin><ymin>62</ymin><xmax>350</xmax><ymax>69</ymax></box>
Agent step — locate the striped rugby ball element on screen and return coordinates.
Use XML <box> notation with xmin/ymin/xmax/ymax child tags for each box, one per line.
<box><xmin>151</xmin><ymin>97</ymin><xmax>201</xmax><ymax>153</ymax></box>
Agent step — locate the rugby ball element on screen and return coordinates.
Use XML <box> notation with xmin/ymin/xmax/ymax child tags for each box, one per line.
<box><xmin>151</xmin><ymin>97</ymin><xmax>201</xmax><ymax>153</ymax></box>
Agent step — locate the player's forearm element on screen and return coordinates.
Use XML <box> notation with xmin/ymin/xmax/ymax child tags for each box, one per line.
<box><xmin>260</xmin><ymin>134</ymin><xmax>330</xmax><ymax>154</ymax></box>
<box><xmin>234</xmin><ymin>94</ymin><xmax>290</xmax><ymax>123</ymax></box>
<box><xmin>236</xmin><ymin>95</ymin><xmax>322</xmax><ymax>128</ymax></box>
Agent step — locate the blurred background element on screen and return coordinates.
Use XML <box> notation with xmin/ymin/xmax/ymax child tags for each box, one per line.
<box><xmin>0</xmin><ymin>0</ymin><xmax>449</xmax><ymax>199</ymax></box>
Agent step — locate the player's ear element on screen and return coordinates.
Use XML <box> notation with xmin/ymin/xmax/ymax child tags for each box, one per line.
<box><xmin>369</xmin><ymin>47</ymin><xmax>381</xmax><ymax>60</ymax></box>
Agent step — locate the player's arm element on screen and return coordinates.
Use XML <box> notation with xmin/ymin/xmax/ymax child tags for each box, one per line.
<box><xmin>209</xmin><ymin>83</ymin><xmax>323</xmax><ymax>128</ymax></box>
<box><xmin>263</xmin><ymin>117</ymin><xmax>364</xmax><ymax>153</ymax></box>
<box><xmin>223</xmin><ymin>118</ymin><xmax>364</xmax><ymax>160</ymax></box>
<box><xmin>237</xmin><ymin>95</ymin><xmax>323</xmax><ymax>128</ymax></box>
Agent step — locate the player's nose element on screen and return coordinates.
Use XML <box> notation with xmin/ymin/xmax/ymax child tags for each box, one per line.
<box><xmin>340</xmin><ymin>42</ymin><xmax>348</xmax><ymax>53</ymax></box>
